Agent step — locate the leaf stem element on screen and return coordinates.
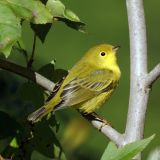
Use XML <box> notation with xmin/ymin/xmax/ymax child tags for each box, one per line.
<box><xmin>27</xmin><ymin>33</ymin><xmax>37</xmax><ymax>69</ymax></box>
<box><xmin>17</xmin><ymin>41</ymin><xmax>29</xmax><ymax>65</ymax></box>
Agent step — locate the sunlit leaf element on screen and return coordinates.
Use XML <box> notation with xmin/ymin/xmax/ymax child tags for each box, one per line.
<box><xmin>32</xmin><ymin>0</ymin><xmax>53</xmax><ymax>24</ymax></box>
<box><xmin>101</xmin><ymin>135</ymin><xmax>155</xmax><ymax>160</ymax></box>
<box><xmin>46</xmin><ymin>0</ymin><xmax>86</xmax><ymax>32</ymax></box>
<box><xmin>6</xmin><ymin>0</ymin><xmax>53</xmax><ymax>24</ymax></box>
<box><xmin>10</xmin><ymin>137</ymin><xmax>19</xmax><ymax>148</ymax></box>
<box><xmin>0</xmin><ymin>3</ymin><xmax>21</xmax><ymax>57</ymax></box>
<box><xmin>47</xmin><ymin>0</ymin><xmax>65</xmax><ymax>17</ymax></box>
<box><xmin>101</xmin><ymin>142</ymin><xmax>118</xmax><ymax>160</ymax></box>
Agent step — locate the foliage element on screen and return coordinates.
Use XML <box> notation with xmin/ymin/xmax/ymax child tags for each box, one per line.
<box><xmin>0</xmin><ymin>0</ymin><xmax>85</xmax><ymax>159</ymax></box>
<box><xmin>0</xmin><ymin>0</ymin><xmax>85</xmax><ymax>57</ymax></box>
<box><xmin>101</xmin><ymin>135</ymin><xmax>155</xmax><ymax>160</ymax></box>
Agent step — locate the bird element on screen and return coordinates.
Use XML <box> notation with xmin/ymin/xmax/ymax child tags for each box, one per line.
<box><xmin>28</xmin><ymin>44</ymin><xmax>121</xmax><ymax>123</ymax></box>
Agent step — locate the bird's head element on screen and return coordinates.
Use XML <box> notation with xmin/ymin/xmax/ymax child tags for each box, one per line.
<box><xmin>84</xmin><ymin>44</ymin><xmax>120</xmax><ymax>69</ymax></box>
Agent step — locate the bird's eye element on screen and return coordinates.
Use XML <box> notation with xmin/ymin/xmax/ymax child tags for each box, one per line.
<box><xmin>100</xmin><ymin>52</ymin><xmax>106</xmax><ymax>56</ymax></box>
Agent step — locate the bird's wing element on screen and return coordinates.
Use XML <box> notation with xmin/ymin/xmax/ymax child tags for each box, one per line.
<box><xmin>60</xmin><ymin>69</ymin><xmax>115</xmax><ymax>107</ymax></box>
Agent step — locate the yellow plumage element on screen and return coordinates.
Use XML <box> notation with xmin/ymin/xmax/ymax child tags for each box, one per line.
<box><xmin>28</xmin><ymin>44</ymin><xmax>121</xmax><ymax>122</ymax></box>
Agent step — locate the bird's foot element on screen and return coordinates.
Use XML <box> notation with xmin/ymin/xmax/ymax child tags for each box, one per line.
<box><xmin>97</xmin><ymin>118</ymin><xmax>111</xmax><ymax>131</ymax></box>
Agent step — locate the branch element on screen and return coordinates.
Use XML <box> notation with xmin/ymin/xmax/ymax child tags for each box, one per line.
<box><xmin>81</xmin><ymin>112</ymin><xmax>124</xmax><ymax>146</ymax></box>
<box><xmin>125</xmin><ymin>0</ymin><xmax>148</xmax><ymax>140</ymax></box>
<box><xmin>125</xmin><ymin>0</ymin><xmax>148</xmax><ymax>158</ymax></box>
<box><xmin>27</xmin><ymin>33</ymin><xmax>37</xmax><ymax>69</ymax></box>
<box><xmin>0</xmin><ymin>58</ymin><xmax>123</xmax><ymax>145</ymax></box>
<box><xmin>0</xmin><ymin>59</ymin><xmax>55</xmax><ymax>92</ymax></box>
<box><xmin>145</xmin><ymin>63</ymin><xmax>160</xmax><ymax>87</ymax></box>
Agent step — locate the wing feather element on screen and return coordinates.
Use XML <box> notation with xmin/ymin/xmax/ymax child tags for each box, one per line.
<box><xmin>60</xmin><ymin>69</ymin><xmax>115</xmax><ymax>106</ymax></box>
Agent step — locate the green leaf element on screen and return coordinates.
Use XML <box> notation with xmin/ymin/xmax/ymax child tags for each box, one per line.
<box><xmin>38</xmin><ymin>62</ymin><xmax>55</xmax><ymax>80</ymax></box>
<box><xmin>46</xmin><ymin>0</ymin><xmax>86</xmax><ymax>32</ymax></box>
<box><xmin>52</xmin><ymin>68</ymin><xmax>68</xmax><ymax>82</ymax></box>
<box><xmin>101</xmin><ymin>135</ymin><xmax>155</xmax><ymax>160</ymax></box>
<box><xmin>32</xmin><ymin>0</ymin><xmax>53</xmax><ymax>24</ymax></box>
<box><xmin>31</xmin><ymin>150</ymin><xmax>54</xmax><ymax>160</ymax></box>
<box><xmin>5</xmin><ymin>0</ymin><xmax>52</xmax><ymax>24</ymax></box>
<box><xmin>53</xmin><ymin>144</ymin><xmax>67</xmax><ymax>160</ymax></box>
<box><xmin>59</xmin><ymin>18</ymin><xmax>86</xmax><ymax>33</ymax></box>
<box><xmin>101</xmin><ymin>142</ymin><xmax>118</xmax><ymax>160</ymax></box>
<box><xmin>17</xmin><ymin>82</ymin><xmax>44</xmax><ymax>107</ymax></box>
<box><xmin>64</xmin><ymin>9</ymin><xmax>80</xmax><ymax>22</ymax></box>
<box><xmin>6</xmin><ymin>0</ymin><xmax>35</xmax><ymax>20</ymax></box>
<box><xmin>0</xmin><ymin>3</ymin><xmax>21</xmax><ymax>57</ymax></box>
<box><xmin>30</xmin><ymin>23</ymin><xmax>52</xmax><ymax>43</ymax></box>
<box><xmin>46</xmin><ymin>0</ymin><xmax>65</xmax><ymax>17</ymax></box>
<box><xmin>0</xmin><ymin>111</ymin><xmax>21</xmax><ymax>139</ymax></box>
<box><xmin>10</xmin><ymin>137</ymin><xmax>19</xmax><ymax>148</ymax></box>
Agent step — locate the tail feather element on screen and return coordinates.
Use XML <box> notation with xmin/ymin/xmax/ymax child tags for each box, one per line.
<box><xmin>28</xmin><ymin>100</ymin><xmax>63</xmax><ymax>123</ymax></box>
<box><xmin>27</xmin><ymin>106</ymin><xmax>49</xmax><ymax>123</ymax></box>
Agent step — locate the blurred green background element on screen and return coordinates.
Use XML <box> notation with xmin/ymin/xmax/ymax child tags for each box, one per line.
<box><xmin>1</xmin><ymin>0</ymin><xmax>160</xmax><ymax>159</ymax></box>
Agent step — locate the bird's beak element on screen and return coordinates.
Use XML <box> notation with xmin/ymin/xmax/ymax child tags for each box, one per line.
<box><xmin>113</xmin><ymin>46</ymin><xmax>120</xmax><ymax>52</ymax></box>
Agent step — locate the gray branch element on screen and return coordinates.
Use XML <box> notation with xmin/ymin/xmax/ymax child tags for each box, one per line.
<box><xmin>0</xmin><ymin>58</ymin><xmax>123</xmax><ymax>145</ymax></box>
<box><xmin>91</xmin><ymin>120</ymin><xmax>124</xmax><ymax>145</ymax></box>
<box><xmin>125</xmin><ymin>0</ymin><xmax>148</xmax><ymax>145</ymax></box>
<box><xmin>145</xmin><ymin>64</ymin><xmax>160</xmax><ymax>87</ymax></box>
<box><xmin>124</xmin><ymin>0</ymin><xmax>160</xmax><ymax>159</ymax></box>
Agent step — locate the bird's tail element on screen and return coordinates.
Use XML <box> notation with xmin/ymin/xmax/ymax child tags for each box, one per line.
<box><xmin>27</xmin><ymin>105</ymin><xmax>53</xmax><ymax>123</ymax></box>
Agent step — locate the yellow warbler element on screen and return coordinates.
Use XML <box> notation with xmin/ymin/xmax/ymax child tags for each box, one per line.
<box><xmin>28</xmin><ymin>44</ymin><xmax>121</xmax><ymax>122</ymax></box>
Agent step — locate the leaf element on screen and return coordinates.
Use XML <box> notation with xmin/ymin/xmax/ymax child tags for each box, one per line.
<box><xmin>17</xmin><ymin>82</ymin><xmax>44</xmax><ymax>107</ymax></box>
<box><xmin>46</xmin><ymin>0</ymin><xmax>86</xmax><ymax>32</ymax></box>
<box><xmin>10</xmin><ymin>137</ymin><xmax>19</xmax><ymax>148</ymax></box>
<box><xmin>0</xmin><ymin>111</ymin><xmax>21</xmax><ymax>139</ymax></box>
<box><xmin>0</xmin><ymin>3</ymin><xmax>21</xmax><ymax>57</ymax></box>
<box><xmin>6</xmin><ymin>0</ymin><xmax>34</xmax><ymax>20</ymax></box>
<box><xmin>64</xmin><ymin>9</ymin><xmax>80</xmax><ymax>22</ymax></box>
<box><xmin>116</xmin><ymin>135</ymin><xmax>155</xmax><ymax>160</ymax></box>
<box><xmin>101</xmin><ymin>135</ymin><xmax>155</xmax><ymax>160</ymax></box>
<box><xmin>53</xmin><ymin>69</ymin><xmax>68</xmax><ymax>83</ymax></box>
<box><xmin>6</xmin><ymin>0</ymin><xmax>53</xmax><ymax>24</ymax></box>
<box><xmin>46</xmin><ymin>0</ymin><xmax>65</xmax><ymax>17</ymax></box>
<box><xmin>32</xmin><ymin>0</ymin><xmax>53</xmax><ymax>24</ymax></box>
<box><xmin>53</xmin><ymin>144</ymin><xmax>67</xmax><ymax>160</ymax></box>
<box><xmin>101</xmin><ymin>142</ymin><xmax>118</xmax><ymax>160</ymax></box>
<box><xmin>30</xmin><ymin>23</ymin><xmax>52</xmax><ymax>43</ymax></box>
<box><xmin>38</xmin><ymin>61</ymin><xmax>55</xmax><ymax>80</ymax></box>
<box><xmin>31</xmin><ymin>150</ymin><xmax>54</xmax><ymax>160</ymax></box>
<box><xmin>59</xmin><ymin>17</ymin><xmax>86</xmax><ymax>33</ymax></box>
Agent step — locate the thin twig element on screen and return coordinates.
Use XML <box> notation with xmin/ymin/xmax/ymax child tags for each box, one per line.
<box><xmin>27</xmin><ymin>33</ymin><xmax>37</xmax><ymax>69</ymax></box>
<box><xmin>0</xmin><ymin>58</ymin><xmax>55</xmax><ymax>92</ymax></box>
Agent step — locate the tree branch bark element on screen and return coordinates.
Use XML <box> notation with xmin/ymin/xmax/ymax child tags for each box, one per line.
<box><xmin>0</xmin><ymin>59</ymin><xmax>55</xmax><ymax>92</ymax></box>
<box><xmin>145</xmin><ymin>64</ymin><xmax>160</xmax><ymax>87</ymax></box>
<box><xmin>0</xmin><ymin>58</ymin><xmax>123</xmax><ymax>145</ymax></box>
<box><xmin>125</xmin><ymin>0</ymin><xmax>148</xmax><ymax>143</ymax></box>
<box><xmin>125</xmin><ymin>0</ymin><xmax>149</xmax><ymax>159</ymax></box>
